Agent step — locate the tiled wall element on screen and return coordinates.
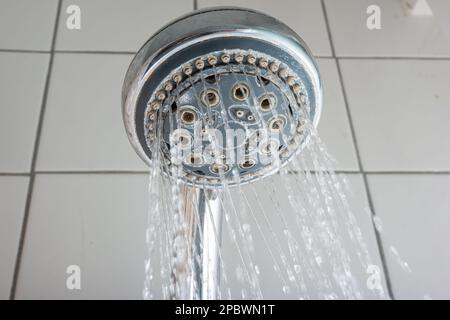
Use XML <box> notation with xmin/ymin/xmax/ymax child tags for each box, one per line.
<box><xmin>0</xmin><ymin>0</ymin><xmax>449</xmax><ymax>299</ymax></box>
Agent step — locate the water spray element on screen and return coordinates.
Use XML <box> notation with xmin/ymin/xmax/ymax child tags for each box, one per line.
<box><xmin>122</xmin><ymin>7</ymin><xmax>322</xmax><ymax>299</ymax></box>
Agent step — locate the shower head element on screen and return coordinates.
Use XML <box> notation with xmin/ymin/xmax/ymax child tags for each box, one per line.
<box><xmin>122</xmin><ymin>7</ymin><xmax>322</xmax><ymax>188</ymax></box>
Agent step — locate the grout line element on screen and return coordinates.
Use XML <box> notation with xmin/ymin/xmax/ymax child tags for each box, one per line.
<box><xmin>320</xmin><ymin>0</ymin><xmax>336</xmax><ymax>58</ymax></box>
<box><xmin>0</xmin><ymin>173</ymin><xmax>30</xmax><ymax>177</ymax></box>
<box><xmin>35</xmin><ymin>170</ymin><xmax>150</xmax><ymax>175</ymax></box>
<box><xmin>287</xmin><ymin>170</ymin><xmax>360</xmax><ymax>175</ymax></box>
<box><xmin>320</xmin><ymin>0</ymin><xmax>395</xmax><ymax>299</ymax></box>
<box><xmin>315</xmin><ymin>55</ymin><xmax>336</xmax><ymax>59</ymax></box>
<box><xmin>4</xmin><ymin>170</ymin><xmax>450</xmax><ymax>176</ymax></box>
<box><xmin>54</xmin><ymin>50</ymin><xmax>137</xmax><ymax>55</ymax></box>
<box><xmin>0</xmin><ymin>49</ymin><xmax>50</xmax><ymax>54</ymax></box>
<box><xmin>2</xmin><ymin>50</ymin><xmax>448</xmax><ymax>61</ymax></box>
<box><xmin>9</xmin><ymin>0</ymin><xmax>63</xmax><ymax>300</ymax></box>
<box><xmin>359</xmin><ymin>172</ymin><xmax>396</xmax><ymax>298</ymax></box>
<box><xmin>337</xmin><ymin>56</ymin><xmax>450</xmax><ymax>61</ymax></box>
<box><xmin>365</xmin><ymin>170</ymin><xmax>450</xmax><ymax>175</ymax></box>
<box><xmin>36</xmin><ymin>170</ymin><xmax>359</xmax><ymax>175</ymax></box>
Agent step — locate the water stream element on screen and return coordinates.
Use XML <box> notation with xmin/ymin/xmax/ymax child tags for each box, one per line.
<box><xmin>140</xmin><ymin>61</ymin><xmax>403</xmax><ymax>300</ymax></box>
<box><xmin>141</xmin><ymin>120</ymin><xmax>397</xmax><ymax>299</ymax></box>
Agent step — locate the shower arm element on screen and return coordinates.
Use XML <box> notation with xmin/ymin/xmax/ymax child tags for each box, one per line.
<box><xmin>176</xmin><ymin>186</ymin><xmax>223</xmax><ymax>300</ymax></box>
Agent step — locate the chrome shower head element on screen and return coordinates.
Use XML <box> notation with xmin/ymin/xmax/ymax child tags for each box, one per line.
<box><xmin>122</xmin><ymin>7</ymin><xmax>322</xmax><ymax>188</ymax></box>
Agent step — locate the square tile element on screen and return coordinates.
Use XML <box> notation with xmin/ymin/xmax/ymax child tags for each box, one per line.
<box><xmin>290</xmin><ymin>58</ymin><xmax>359</xmax><ymax>171</ymax></box>
<box><xmin>324</xmin><ymin>0</ymin><xmax>450</xmax><ymax>57</ymax></box>
<box><xmin>340</xmin><ymin>59</ymin><xmax>450</xmax><ymax>171</ymax></box>
<box><xmin>429</xmin><ymin>0</ymin><xmax>450</xmax><ymax>38</ymax></box>
<box><xmin>55</xmin><ymin>0</ymin><xmax>193</xmax><ymax>52</ymax></box>
<box><xmin>0</xmin><ymin>52</ymin><xmax>50</xmax><ymax>172</ymax></box>
<box><xmin>368</xmin><ymin>174</ymin><xmax>450</xmax><ymax>299</ymax></box>
<box><xmin>221</xmin><ymin>174</ymin><xmax>387</xmax><ymax>298</ymax></box>
<box><xmin>0</xmin><ymin>0</ymin><xmax>58</xmax><ymax>50</ymax></box>
<box><xmin>16</xmin><ymin>174</ymin><xmax>148</xmax><ymax>299</ymax></box>
<box><xmin>312</xmin><ymin>58</ymin><xmax>359</xmax><ymax>171</ymax></box>
<box><xmin>36</xmin><ymin>53</ymin><xmax>147</xmax><ymax>171</ymax></box>
<box><xmin>0</xmin><ymin>176</ymin><xmax>29</xmax><ymax>299</ymax></box>
<box><xmin>198</xmin><ymin>0</ymin><xmax>332</xmax><ymax>57</ymax></box>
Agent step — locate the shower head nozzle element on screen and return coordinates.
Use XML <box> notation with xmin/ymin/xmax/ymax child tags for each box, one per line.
<box><xmin>122</xmin><ymin>7</ymin><xmax>322</xmax><ymax>188</ymax></box>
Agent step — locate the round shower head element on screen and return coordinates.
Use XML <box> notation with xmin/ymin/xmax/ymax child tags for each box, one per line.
<box><xmin>122</xmin><ymin>7</ymin><xmax>322</xmax><ymax>188</ymax></box>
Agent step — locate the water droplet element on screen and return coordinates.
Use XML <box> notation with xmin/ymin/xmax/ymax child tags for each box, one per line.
<box><xmin>254</xmin><ymin>265</ymin><xmax>260</xmax><ymax>275</ymax></box>
<box><xmin>315</xmin><ymin>256</ymin><xmax>323</xmax><ymax>266</ymax></box>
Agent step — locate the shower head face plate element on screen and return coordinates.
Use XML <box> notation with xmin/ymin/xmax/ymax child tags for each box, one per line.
<box><xmin>122</xmin><ymin>8</ymin><xmax>322</xmax><ymax>188</ymax></box>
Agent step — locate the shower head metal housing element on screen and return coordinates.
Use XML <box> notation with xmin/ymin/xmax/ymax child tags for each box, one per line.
<box><xmin>122</xmin><ymin>7</ymin><xmax>322</xmax><ymax>188</ymax></box>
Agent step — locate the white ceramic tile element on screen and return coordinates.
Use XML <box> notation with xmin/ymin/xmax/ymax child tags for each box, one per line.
<box><xmin>16</xmin><ymin>174</ymin><xmax>148</xmax><ymax>299</ymax></box>
<box><xmin>198</xmin><ymin>0</ymin><xmax>332</xmax><ymax>57</ymax></box>
<box><xmin>0</xmin><ymin>52</ymin><xmax>50</xmax><ymax>172</ymax></box>
<box><xmin>368</xmin><ymin>174</ymin><xmax>450</xmax><ymax>299</ymax></box>
<box><xmin>221</xmin><ymin>174</ymin><xmax>387</xmax><ymax>299</ymax></box>
<box><xmin>340</xmin><ymin>59</ymin><xmax>450</xmax><ymax>171</ymax></box>
<box><xmin>55</xmin><ymin>0</ymin><xmax>193</xmax><ymax>52</ymax></box>
<box><xmin>324</xmin><ymin>0</ymin><xmax>450</xmax><ymax>57</ymax></box>
<box><xmin>314</xmin><ymin>59</ymin><xmax>358</xmax><ymax>170</ymax></box>
<box><xmin>429</xmin><ymin>0</ymin><xmax>450</xmax><ymax>39</ymax></box>
<box><xmin>0</xmin><ymin>176</ymin><xmax>29</xmax><ymax>299</ymax></box>
<box><xmin>0</xmin><ymin>0</ymin><xmax>58</xmax><ymax>50</ymax></box>
<box><xmin>289</xmin><ymin>58</ymin><xmax>359</xmax><ymax>171</ymax></box>
<box><xmin>36</xmin><ymin>53</ymin><xmax>147</xmax><ymax>171</ymax></box>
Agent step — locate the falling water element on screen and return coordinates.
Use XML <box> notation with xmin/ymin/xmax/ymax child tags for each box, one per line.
<box><xmin>144</xmin><ymin>137</ymin><xmax>391</xmax><ymax>299</ymax></box>
<box><xmin>141</xmin><ymin>82</ymin><xmax>392</xmax><ymax>299</ymax></box>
